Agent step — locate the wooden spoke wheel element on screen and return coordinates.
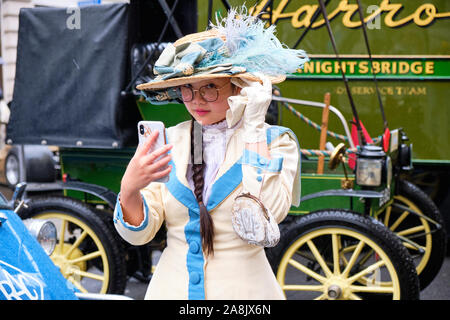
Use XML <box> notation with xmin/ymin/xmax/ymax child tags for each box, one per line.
<box><xmin>377</xmin><ymin>180</ymin><xmax>446</xmax><ymax>290</ymax></box>
<box><xmin>20</xmin><ymin>196</ymin><xmax>126</xmax><ymax>294</ymax></box>
<box><xmin>266</xmin><ymin>210</ymin><xmax>419</xmax><ymax>300</ymax></box>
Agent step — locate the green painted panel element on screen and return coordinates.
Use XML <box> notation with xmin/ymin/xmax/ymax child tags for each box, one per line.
<box><xmin>198</xmin><ymin>0</ymin><xmax>450</xmax><ymax>55</ymax></box>
<box><xmin>277</xmin><ymin>79</ymin><xmax>450</xmax><ymax>161</ymax></box>
<box><xmin>197</xmin><ymin>0</ymin><xmax>450</xmax><ymax>162</ymax></box>
<box><xmin>136</xmin><ymin>100</ymin><xmax>191</xmax><ymax>127</ymax></box>
<box><xmin>60</xmin><ymin>148</ymin><xmax>135</xmax><ymax>195</ymax></box>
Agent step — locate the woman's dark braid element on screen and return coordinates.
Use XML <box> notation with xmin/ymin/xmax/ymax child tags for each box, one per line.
<box><xmin>190</xmin><ymin>119</ymin><xmax>215</xmax><ymax>256</ymax></box>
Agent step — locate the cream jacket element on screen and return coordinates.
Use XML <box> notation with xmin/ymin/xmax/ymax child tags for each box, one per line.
<box><xmin>113</xmin><ymin>120</ymin><xmax>300</xmax><ymax>300</ymax></box>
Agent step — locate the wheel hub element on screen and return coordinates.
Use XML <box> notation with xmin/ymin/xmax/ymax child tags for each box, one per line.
<box><xmin>327</xmin><ymin>284</ymin><xmax>342</xmax><ymax>299</ymax></box>
<box><xmin>51</xmin><ymin>243</ymin><xmax>86</xmax><ymax>278</ymax></box>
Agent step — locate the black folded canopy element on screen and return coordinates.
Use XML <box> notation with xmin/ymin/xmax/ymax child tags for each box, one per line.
<box><xmin>7</xmin><ymin>3</ymin><xmax>141</xmax><ymax>149</ymax></box>
<box><xmin>7</xmin><ymin>1</ymin><xmax>197</xmax><ymax>149</ymax></box>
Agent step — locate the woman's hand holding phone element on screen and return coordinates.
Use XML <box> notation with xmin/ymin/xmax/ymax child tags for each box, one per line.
<box><xmin>124</xmin><ymin>130</ymin><xmax>172</xmax><ymax>191</ymax></box>
<box><xmin>119</xmin><ymin>130</ymin><xmax>172</xmax><ymax>226</ymax></box>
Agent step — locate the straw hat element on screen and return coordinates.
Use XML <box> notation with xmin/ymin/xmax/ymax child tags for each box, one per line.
<box><xmin>137</xmin><ymin>8</ymin><xmax>308</xmax><ymax>102</ymax></box>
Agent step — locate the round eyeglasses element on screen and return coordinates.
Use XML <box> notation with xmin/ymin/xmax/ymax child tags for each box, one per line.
<box><xmin>179</xmin><ymin>82</ymin><xmax>231</xmax><ymax>102</ymax></box>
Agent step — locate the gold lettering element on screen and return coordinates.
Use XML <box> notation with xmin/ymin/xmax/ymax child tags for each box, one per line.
<box><xmin>414</xmin><ymin>4</ymin><xmax>436</xmax><ymax>27</ymax></box>
<box><xmin>417</xmin><ymin>87</ymin><xmax>426</xmax><ymax>95</ymax></box>
<box><xmin>410</xmin><ymin>62</ymin><xmax>423</xmax><ymax>74</ymax></box>
<box><xmin>399</xmin><ymin>62</ymin><xmax>409</xmax><ymax>74</ymax></box>
<box><xmin>392</xmin><ymin>61</ymin><xmax>397</xmax><ymax>74</ymax></box>
<box><xmin>347</xmin><ymin>61</ymin><xmax>357</xmax><ymax>73</ymax></box>
<box><xmin>359</xmin><ymin>61</ymin><xmax>369</xmax><ymax>74</ymax></box>
<box><xmin>363</xmin><ymin>87</ymin><xmax>373</xmax><ymax>95</ymax></box>
<box><xmin>372</xmin><ymin>61</ymin><xmax>381</xmax><ymax>74</ymax></box>
<box><xmin>311</xmin><ymin>1</ymin><xmax>345</xmax><ymax>28</ymax></box>
<box><xmin>383</xmin><ymin>0</ymin><xmax>412</xmax><ymax>27</ymax></box>
<box><xmin>270</xmin><ymin>0</ymin><xmax>291</xmax><ymax>23</ymax></box>
<box><xmin>251</xmin><ymin>0</ymin><xmax>450</xmax><ymax>30</ymax></box>
<box><xmin>322</xmin><ymin>62</ymin><xmax>332</xmax><ymax>73</ymax></box>
<box><xmin>303</xmin><ymin>61</ymin><xmax>314</xmax><ymax>73</ymax></box>
<box><xmin>387</xmin><ymin>86</ymin><xmax>394</xmax><ymax>95</ymax></box>
<box><xmin>425</xmin><ymin>61</ymin><xmax>434</xmax><ymax>74</ymax></box>
<box><xmin>251</xmin><ymin>0</ymin><xmax>292</xmax><ymax>25</ymax></box>
<box><xmin>291</xmin><ymin>5</ymin><xmax>318</xmax><ymax>28</ymax></box>
<box><xmin>334</xmin><ymin>61</ymin><xmax>346</xmax><ymax>73</ymax></box>
<box><xmin>336</xmin><ymin>86</ymin><xmax>346</xmax><ymax>94</ymax></box>
<box><xmin>379</xmin><ymin>86</ymin><xmax>394</xmax><ymax>95</ymax></box>
<box><xmin>381</xmin><ymin>61</ymin><xmax>391</xmax><ymax>74</ymax></box>
<box><xmin>341</xmin><ymin>2</ymin><xmax>359</xmax><ymax>28</ymax></box>
<box><xmin>409</xmin><ymin>87</ymin><xmax>419</xmax><ymax>95</ymax></box>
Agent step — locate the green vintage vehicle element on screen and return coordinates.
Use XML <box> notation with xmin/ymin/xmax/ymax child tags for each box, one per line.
<box><xmin>5</xmin><ymin>0</ymin><xmax>447</xmax><ymax>299</ymax></box>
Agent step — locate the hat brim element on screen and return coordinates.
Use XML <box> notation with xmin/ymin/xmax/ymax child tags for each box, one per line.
<box><xmin>136</xmin><ymin>72</ymin><xmax>285</xmax><ymax>91</ymax></box>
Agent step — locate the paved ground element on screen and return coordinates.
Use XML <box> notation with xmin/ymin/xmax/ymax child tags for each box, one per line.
<box><xmin>420</xmin><ymin>256</ymin><xmax>450</xmax><ymax>300</ymax></box>
<box><xmin>124</xmin><ymin>251</ymin><xmax>450</xmax><ymax>300</ymax></box>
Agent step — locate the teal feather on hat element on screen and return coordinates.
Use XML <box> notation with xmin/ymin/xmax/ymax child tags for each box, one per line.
<box><xmin>199</xmin><ymin>6</ymin><xmax>309</xmax><ymax>76</ymax></box>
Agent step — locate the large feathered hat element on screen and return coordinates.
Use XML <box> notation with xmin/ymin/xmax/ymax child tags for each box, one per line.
<box><xmin>137</xmin><ymin>7</ymin><xmax>309</xmax><ymax>103</ymax></box>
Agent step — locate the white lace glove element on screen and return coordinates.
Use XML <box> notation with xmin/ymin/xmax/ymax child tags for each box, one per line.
<box><xmin>227</xmin><ymin>75</ymin><xmax>272</xmax><ymax>142</ymax></box>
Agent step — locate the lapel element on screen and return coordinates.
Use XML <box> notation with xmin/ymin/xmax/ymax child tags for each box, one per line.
<box><xmin>165</xmin><ymin>121</ymin><xmax>244</xmax><ymax>214</ymax></box>
<box><xmin>165</xmin><ymin>121</ymin><xmax>198</xmax><ymax>213</ymax></box>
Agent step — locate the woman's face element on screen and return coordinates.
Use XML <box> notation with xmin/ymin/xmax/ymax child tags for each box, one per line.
<box><xmin>180</xmin><ymin>78</ymin><xmax>236</xmax><ymax>125</ymax></box>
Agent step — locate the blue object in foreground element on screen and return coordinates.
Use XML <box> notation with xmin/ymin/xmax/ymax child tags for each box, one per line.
<box><xmin>0</xmin><ymin>208</ymin><xmax>77</xmax><ymax>300</ymax></box>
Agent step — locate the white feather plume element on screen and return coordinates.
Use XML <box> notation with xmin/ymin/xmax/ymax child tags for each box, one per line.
<box><xmin>203</xmin><ymin>5</ymin><xmax>309</xmax><ymax>75</ymax></box>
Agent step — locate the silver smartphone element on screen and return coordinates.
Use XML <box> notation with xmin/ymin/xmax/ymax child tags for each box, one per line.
<box><xmin>137</xmin><ymin>120</ymin><xmax>169</xmax><ymax>183</ymax></box>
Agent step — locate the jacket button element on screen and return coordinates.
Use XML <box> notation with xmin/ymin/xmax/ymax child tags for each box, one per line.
<box><xmin>256</xmin><ymin>175</ymin><xmax>263</xmax><ymax>182</ymax></box>
<box><xmin>189</xmin><ymin>272</ymin><xmax>201</xmax><ymax>285</ymax></box>
<box><xmin>258</xmin><ymin>158</ymin><xmax>267</xmax><ymax>165</ymax></box>
<box><xmin>189</xmin><ymin>241</ymin><xmax>200</xmax><ymax>254</ymax></box>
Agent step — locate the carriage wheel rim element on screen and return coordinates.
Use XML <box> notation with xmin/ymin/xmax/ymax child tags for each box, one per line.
<box><xmin>383</xmin><ymin>195</ymin><xmax>432</xmax><ymax>276</ymax></box>
<box><xmin>34</xmin><ymin>212</ymin><xmax>110</xmax><ymax>294</ymax></box>
<box><xmin>276</xmin><ymin>227</ymin><xmax>401</xmax><ymax>300</ymax></box>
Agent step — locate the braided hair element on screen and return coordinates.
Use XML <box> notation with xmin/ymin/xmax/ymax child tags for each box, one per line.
<box><xmin>190</xmin><ymin>119</ymin><xmax>215</xmax><ymax>256</ymax></box>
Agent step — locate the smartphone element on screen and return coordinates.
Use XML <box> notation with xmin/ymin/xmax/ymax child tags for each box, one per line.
<box><xmin>138</xmin><ymin>120</ymin><xmax>169</xmax><ymax>183</ymax></box>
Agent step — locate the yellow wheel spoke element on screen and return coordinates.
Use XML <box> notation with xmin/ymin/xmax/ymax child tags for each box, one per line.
<box><xmin>389</xmin><ymin>210</ymin><xmax>409</xmax><ymax>232</ymax></box>
<box><xmin>306</xmin><ymin>240</ymin><xmax>332</xmax><ymax>277</ymax></box>
<box><xmin>288</xmin><ymin>258</ymin><xmax>327</xmax><ymax>283</ymax></box>
<box><xmin>332</xmin><ymin>233</ymin><xmax>340</xmax><ymax>274</ymax></box>
<box><xmin>397</xmin><ymin>225</ymin><xmax>426</xmax><ymax>237</ymax></box>
<box><xmin>342</xmin><ymin>240</ymin><xmax>366</xmax><ymax>277</ymax></box>
<box><xmin>71</xmin><ymin>268</ymin><xmax>105</xmax><ymax>282</ymax></box>
<box><xmin>348</xmin><ymin>293</ymin><xmax>362</xmax><ymax>300</ymax></box>
<box><xmin>340</xmin><ymin>244</ymin><xmax>357</xmax><ymax>254</ymax></box>
<box><xmin>64</xmin><ymin>231</ymin><xmax>88</xmax><ymax>259</ymax></box>
<box><xmin>403</xmin><ymin>242</ymin><xmax>426</xmax><ymax>252</ymax></box>
<box><xmin>383</xmin><ymin>206</ymin><xmax>392</xmax><ymax>227</ymax></box>
<box><xmin>282</xmin><ymin>285</ymin><xmax>324</xmax><ymax>292</ymax></box>
<box><xmin>350</xmin><ymin>285</ymin><xmax>394</xmax><ymax>293</ymax></box>
<box><xmin>57</xmin><ymin>219</ymin><xmax>67</xmax><ymax>253</ymax></box>
<box><xmin>68</xmin><ymin>250</ymin><xmax>102</xmax><ymax>264</ymax></box>
<box><xmin>348</xmin><ymin>260</ymin><xmax>386</xmax><ymax>284</ymax></box>
<box><xmin>67</xmin><ymin>276</ymin><xmax>88</xmax><ymax>293</ymax></box>
<box><xmin>314</xmin><ymin>293</ymin><xmax>327</xmax><ymax>300</ymax></box>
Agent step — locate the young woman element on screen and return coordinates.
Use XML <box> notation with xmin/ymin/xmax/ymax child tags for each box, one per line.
<box><xmin>113</xmin><ymin>9</ymin><xmax>307</xmax><ymax>299</ymax></box>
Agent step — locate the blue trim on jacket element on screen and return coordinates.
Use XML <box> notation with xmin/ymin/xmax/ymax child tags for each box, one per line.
<box><xmin>163</xmin><ymin>125</ymin><xmax>296</xmax><ymax>300</ymax></box>
<box><xmin>241</xmin><ymin>149</ymin><xmax>283</xmax><ymax>172</ymax></box>
<box><xmin>184</xmin><ymin>208</ymin><xmax>205</xmax><ymax>299</ymax></box>
<box><xmin>113</xmin><ymin>192</ymin><xmax>149</xmax><ymax>231</ymax></box>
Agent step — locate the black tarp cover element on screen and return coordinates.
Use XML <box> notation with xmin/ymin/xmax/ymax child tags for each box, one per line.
<box><xmin>7</xmin><ymin>3</ymin><xmax>141</xmax><ymax>149</ymax></box>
